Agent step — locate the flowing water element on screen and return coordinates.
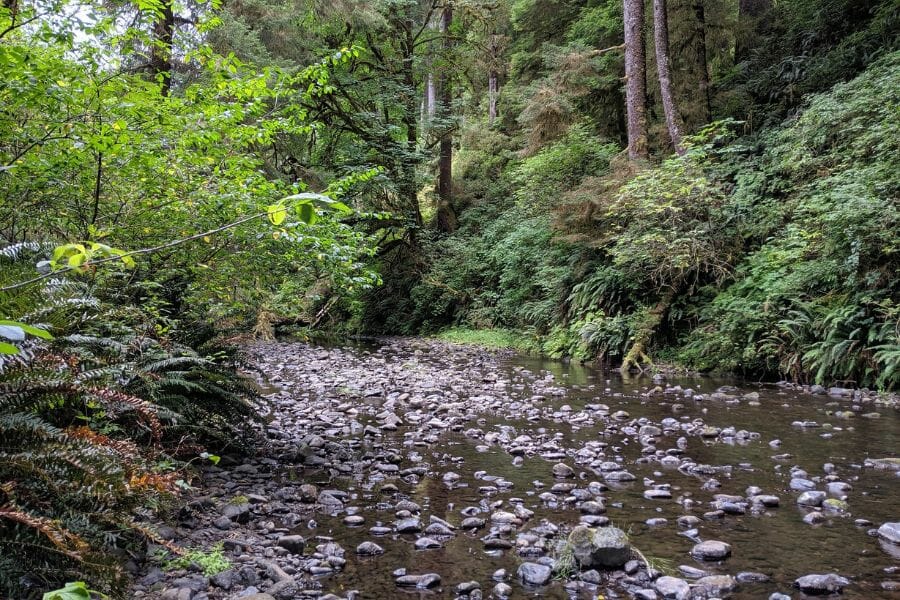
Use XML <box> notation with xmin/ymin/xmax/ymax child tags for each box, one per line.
<box><xmin>256</xmin><ymin>340</ymin><xmax>900</xmax><ymax>599</ymax></box>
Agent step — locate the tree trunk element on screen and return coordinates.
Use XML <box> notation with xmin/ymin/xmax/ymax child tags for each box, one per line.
<box><xmin>3</xmin><ymin>0</ymin><xmax>18</xmax><ymax>26</ymax></box>
<box><xmin>488</xmin><ymin>69</ymin><xmax>499</xmax><ymax>125</ymax></box>
<box><xmin>623</xmin><ymin>0</ymin><xmax>648</xmax><ymax>160</ymax></box>
<box><xmin>426</xmin><ymin>72</ymin><xmax>436</xmax><ymax>119</ymax></box>
<box><xmin>400</xmin><ymin>19</ymin><xmax>423</xmax><ymax>240</ymax></box>
<box><xmin>653</xmin><ymin>0</ymin><xmax>684</xmax><ymax>154</ymax></box>
<box><xmin>691</xmin><ymin>0</ymin><xmax>710</xmax><ymax>124</ymax></box>
<box><xmin>150</xmin><ymin>0</ymin><xmax>175</xmax><ymax>96</ymax></box>
<box><xmin>620</xmin><ymin>287</ymin><xmax>676</xmax><ymax>373</ymax></box>
<box><xmin>436</xmin><ymin>2</ymin><xmax>456</xmax><ymax>233</ymax></box>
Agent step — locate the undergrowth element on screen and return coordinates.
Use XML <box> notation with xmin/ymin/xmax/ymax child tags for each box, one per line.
<box><xmin>0</xmin><ymin>248</ymin><xmax>263</xmax><ymax>598</ymax></box>
<box><xmin>408</xmin><ymin>51</ymin><xmax>900</xmax><ymax>389</ymax></box>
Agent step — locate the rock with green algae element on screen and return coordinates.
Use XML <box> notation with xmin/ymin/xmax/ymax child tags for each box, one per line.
<box><xmin>567</xmin><ymin>525</ymin><xmax>631</xmax><ymax>568</ymax></box>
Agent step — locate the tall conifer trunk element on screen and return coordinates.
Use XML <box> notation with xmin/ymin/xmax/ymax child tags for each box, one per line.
<box><xmin>623</xmin><ymin>0</ymin><xmax>648</xmax><ymax>160</ymax></box>
<box><xmin>436</xmin><ymin>2</ymin><xmax>456</xmax><ymax>232</ymax></box>
<box><xmin>654</xmin><ymin>0</ymin><xmax>684</xmax><ymax>154</ymax></box>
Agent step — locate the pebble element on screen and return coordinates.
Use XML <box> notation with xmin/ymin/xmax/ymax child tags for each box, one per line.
<box><xmin>125</xmin><ymin>339</ymin><xmax>899</xmax><ymax>600</ymax></box>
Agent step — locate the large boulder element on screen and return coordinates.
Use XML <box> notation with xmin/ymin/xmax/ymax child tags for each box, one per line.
<box><xmin>568</xmin><ymin>525</ymin><xmax>631</xmax><ymax>569</ymax></box>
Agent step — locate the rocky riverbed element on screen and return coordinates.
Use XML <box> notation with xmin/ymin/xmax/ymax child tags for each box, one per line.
<box><xmin>132</xmin><ymin>338</ymin><xmax>900</xmax><ymax>600</ymax></box>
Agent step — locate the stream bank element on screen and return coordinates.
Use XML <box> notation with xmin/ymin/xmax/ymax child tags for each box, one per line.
<box><xmin>132</xmin><ymin>337</ymin><xmax>900</xmax><ymax>600</ymax></box>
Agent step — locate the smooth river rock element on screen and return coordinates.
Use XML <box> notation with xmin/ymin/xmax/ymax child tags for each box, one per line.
<box><xmin>568</xmin><ymin>525</ymin><xmax>631</xmax><ymax>568</ymax></box>
<box><xmin>517</xmin><ymin>562</ymin><xmax>552</xmax><ymax>586</ymax></box>
<box><xmin>690</xmin><ymin>540</ymin><xmax>731</xmax><ymax>561</ymax></box>
<box><xmin>878</xmin><ymin>522</ymin><xmax>900</xmax><ymax>545</ymax></box>
<box><xmin>654</xmin><ymin>575</ymin><xmax>691</xmax><ymax>599</ymax></box>
<box><xmin>794</xmin><ymin>573</ymin><xmax>850</xmax><ymax>595</ymax></box>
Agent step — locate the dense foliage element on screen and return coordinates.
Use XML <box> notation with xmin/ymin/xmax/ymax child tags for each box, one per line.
<box><xmin>400</xmin><ymin>0</ymin><xmax>898</xmax><ymax>388</ymax></box>
<box><xmin>1</xmin><ymin>0</ymin><xmax>898</xmax><ymax>595</ymax></box>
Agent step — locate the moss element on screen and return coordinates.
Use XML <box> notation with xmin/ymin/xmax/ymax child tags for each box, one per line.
<box><xmin>435</xmin><ymin>328</ymin><xmax>541</xmax><ymax>354</ymax></box>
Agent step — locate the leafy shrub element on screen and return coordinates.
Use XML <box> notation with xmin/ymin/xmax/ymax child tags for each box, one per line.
<box><xmin>0</xmin><ymin>251</ymin><xmax>263</xmax><ymax>597</ymax></box>
<box><xmin>681</xmin><ymin>52</ymin><xmax>900</xmax><ymax>387</ymax></box>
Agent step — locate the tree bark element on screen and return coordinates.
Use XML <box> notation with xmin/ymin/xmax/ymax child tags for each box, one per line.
<box><xmin>426</xmin><ymin>72</ymin><xmax>436</xmax><ymax>119</ymax></box>
<box><xmin>487</xmin><ymin>32</ymin><xmax>502</xmax><ymax>125</ymax></box>
<box><xmin>436</xmin><ymin>2</ymin><xmax>456</xmax><ymax>233</ymax></box>
<box><xmin>150</xmin><ymin>0</ymin><xmax>175</xmax><ymax>96</ymax></box>
<box><xmin>653</xmin><ymin>0</ymin><xmax>684</xmax><ymax>154</ymax></box>
<box><xmin>620</xmin><ymin>287</ymin><xmax>676</xmax><ymax>373</ymax></box>
<box><xmin>691</xmin><ymin>0</ymin><xmax>710</xmax><ymax>124</ymax></box>
<box><xmin>399</xmin><ymin>18</ymin><xmax>423</xmax><ymax>240</ymax></box>
<box><xmin>488</xmin><ymin>69</ymin><xmax>499</xmax><ymax>125</ymax></box>
<box><xmin>2</xmin><ymin>0</ymin><xmax>18</xmax><ymax>26</ymax></box>
<box><xmin>623</xmin><ymin>0</ymin><xmax>648</xmax><ymax>160</ymax></box>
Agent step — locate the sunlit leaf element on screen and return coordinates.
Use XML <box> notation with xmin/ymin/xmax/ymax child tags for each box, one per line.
<box><xmin>267</xmin><ymin>204</ymin><xmax>287</xmax><ymax>226</ymax></box>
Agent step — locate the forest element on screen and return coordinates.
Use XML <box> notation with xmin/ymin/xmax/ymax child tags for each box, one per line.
<box><xmin>0</xmin><ymin>0</ymin><xmax>898</xmax><ymax>598</ymax></box>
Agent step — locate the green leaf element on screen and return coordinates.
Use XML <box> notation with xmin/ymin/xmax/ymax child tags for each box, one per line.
<box><xmin>297</xmin><ymin>202</ymin><xmax>317</xmax><ymax>225</ymax></box>
<box><xmin>68</xmin><ymin>253</ymin><xmax>87</xmax><ymax>268</ymax></box>
<box><xmin>52</xmin><ymin>243</ymin><xmax>86</xmax><ymax>262</ymax></box>
<box><xmin>0</xmin><ymin>341</ymin><xmax>20</xmax><ymax>355</ymax></box>
<box><xmin>282</xmin><ymin>192</ymin><xmax>351</xmax><ymax>214</ymax></box>
<box><xmin>327</xmin><ymin>201</ymin><xmax>352</xmax><ymax>214</ymax></box>
<box><xmin>43</xmin><ymin>581</ymin><xmax>93</xmax><ymax>600</ymax></box>
<box><xmin>267</xmin><ymin>204</ymin><xmax>287</xmax><ymax>226</ymax></box>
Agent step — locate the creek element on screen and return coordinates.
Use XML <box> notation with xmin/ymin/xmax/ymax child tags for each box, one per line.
<box><xmin>134</xmin><ymin>337</ymin><xmax>900</xmax><ymax>600</ymax></box>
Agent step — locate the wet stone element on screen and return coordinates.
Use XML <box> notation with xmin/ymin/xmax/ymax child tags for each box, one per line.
<box><xmin>355</xmin><ymin>541</ymin><xmax>384</xmax><ymax>555</ymax></box>
<box><xmin>415</xmin><ymin>536</ymin><xmax>442</xmax><ymax>549</ymax></box>
<box><xmin>395</xmin><ymin>517</ymin><xmax>422</xmax><ymax>533</ymax></box>
<box><xmin>517</xmin><ymin>562</ymin><xmax>552</xmax><ymax>586</ymax></box>
<box><xmin>643</xmin><ymin>489</ymin><xmax>672</xmax><ymax>500</ymax></box>
<box><xmin>552</xmin><ymin>463</ymin><xmax>575</xmax><ymax>478</ymax></box>
<box><xmin>654</xmin><ymin>575</ymin><xmax>691</xmax><ymax>599</ymax></box>
<box><xmin>275</xmin><ymin>535</ymin><xmax>305</xmax><ymax>554</ymax></box>
<box><xmin>878</xmin><ymin>522</ymin><xmax>900</xmax><ymax>545</ymax></box>
<box><xmin>691</xmin><ymin>540</ymin><xmax>731</xmax><ymax>561</ymax></box>
<box><xmin>737</xmin><ymin>571</ymin><xmax>771</xmax><ymax>583</ymax></box>
<box><xmin>798</xmin><ymin>491</ymin><xmax>827</xmax><ymax>507</ymax></box>
<box><xmin>568</xmin><ymin>525</ymin><xmax>631</xmax><ymax>568</ymax></box>
<box><xmin>794</xmin><ymin>573</ymin><xmax>850</xmax><ymax>595</ymax></box>
<box><xmin>694</xmin><ymin>575</ymin><xmax>737</xmax><ymax>596</ymax></box>
<box><xmin>678</xmin><ymin>565</ymin><xmax>708</xmax><ymax>579</ymax></box>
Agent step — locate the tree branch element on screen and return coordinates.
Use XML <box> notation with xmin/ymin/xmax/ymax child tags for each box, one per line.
<box><xmin>1</xmin><ymin>213</ymin><xmax>267</xmax><ymax>292</ymax></box>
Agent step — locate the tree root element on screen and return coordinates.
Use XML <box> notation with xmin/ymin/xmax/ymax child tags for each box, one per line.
<box><xmin>621</xmin><ymin>340</ymin><xmax>653</xmax><ymax>373</ymax></box>
<box><xmin>620</xmin><ymin>287</ymin><xmax>677</xmax><ymax>374</ymax></box>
